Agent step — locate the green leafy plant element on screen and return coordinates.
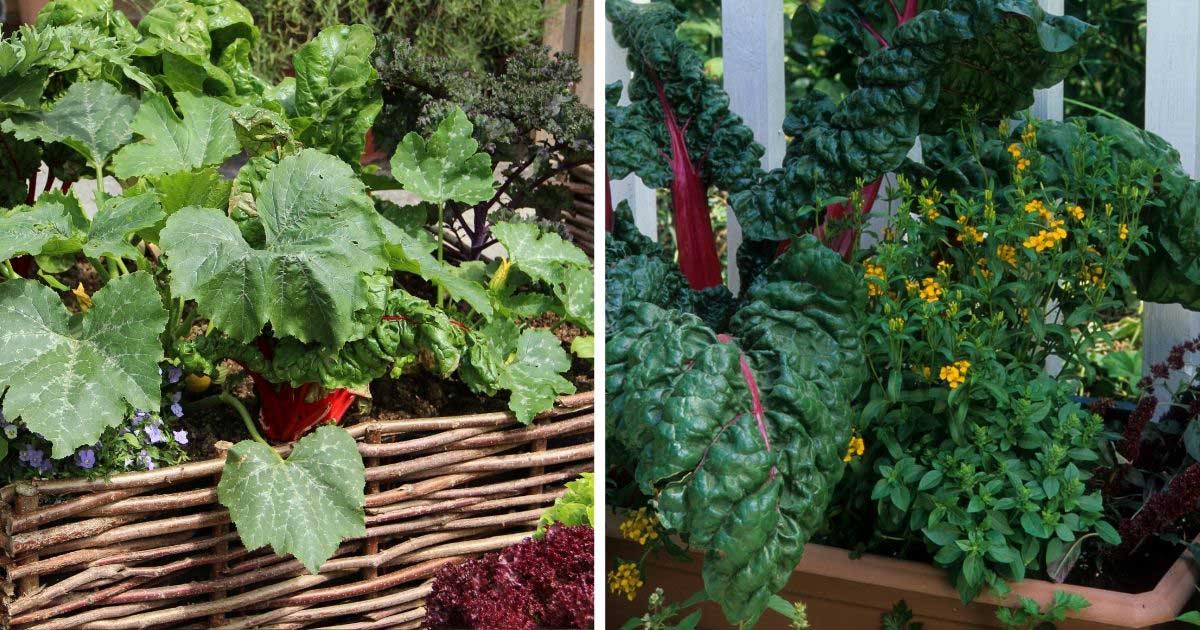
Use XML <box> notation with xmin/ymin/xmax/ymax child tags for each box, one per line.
<box><xmin>605</xmin><ymin>0</ymin><xmax>1091</xmax><ymax>624</ymax></box>
<box><xmin>0</xmin><ymin>0</ymin><xmax>592</xmax><ymax>576</ymax></box>
<box><xmin>880</xmin><ymin>600</ymin><xmax>922</xmax><ymax>630</ymax></box>
<box><xmin>995</xmin><ymin>591</ymin><xmax>1090</xmax><ymax>629</ymax></box>
<box><xmin>536</xmin><ymin>472</ymin><xmax>595</xmax><ymax>537</ymax></box>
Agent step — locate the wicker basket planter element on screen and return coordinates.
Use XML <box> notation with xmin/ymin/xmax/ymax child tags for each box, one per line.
<box><xmin>1</xmin><ymin>391</ymin><xmax>593</xmax><ymax>628</ymax></box>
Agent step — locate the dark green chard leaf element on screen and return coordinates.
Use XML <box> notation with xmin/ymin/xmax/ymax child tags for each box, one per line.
<box><xmin>608</xmin><ymin>234</ymin><xmax>865</xmax><ymax>625</ymax></box>
<box><xmin>0</xmin><ymin>272</ymin><xmax>166</xmax><ymax>457</ymax></box>
<box><xmin>217</xmin><ymin>424</ymin><xmax>366</xmax><ymax>573</ymax></box>
<box><xmin>287</xmin><ymin>24</ymin><xmax>381</xmax><ymax>167</ymax></box>
<box><xmin>160</xmin><ymin>149</ymin><xmax>392</xmax><ymax>346</ymax></box>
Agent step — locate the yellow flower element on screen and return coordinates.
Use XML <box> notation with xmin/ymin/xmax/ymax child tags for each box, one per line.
<box><xmin>1119</xmin><ymin>223</ymin><xmax>1129</xmax><ymax>240</ymax></box>
<box><xmin>919</xmin><ymin>278</ymin><xmax>943</xmax><ymax>303</ymax></box>
<box><xmin>939</xmin><ymin>360</ymin><xmax>970</xmax><ymax>389</ymax></box>
<box><xmin>997</xmin><ymin>244</ymin><xmax>1017</xmax><ymax>266</ymax></box>
<box><xmin>843</xmin><ymin>435</ymin><xmax>866</xmax><ymax>462</ymax></box>
<box><xmin>936</xmin><ymin>260</ymin><xmax>952</xmax><ymax>275</ymax></box>
<box><xmin>905</xmin><ymin>279</ymin><xmax>920</xmax><ymax>295</ymax></box>
<box><xmin>1081</xmin><ymin>265</ymin><xmax>1106</xmax><ymax>288</ymax></box>
<box><xmin>1068</xmin><ymin>205</ymin><xmax>1085</xmax><ymax>221</ymax></box>
<box><xmin>1007</xmin><ymin>143</ymin><xmax>1022</xmax><ymax>159</ymax></box>
<box><xmin>72</xmin><ymin>283</ymin><xmax>92</xmax><ymax>313</ymax></box>
<box><xmin>976</xmin><ymin>258</ymin><xmax>991</xmax><ymax>279</ymax></box>
<box><xmin>960</xmin><ymin>224</ymin><xmax>984</xmax><ymax>244</ymax></box>
<box><xmin>619</xmin><ymin>507</ymin><xmax>661</xmax><ymax>546</ymax></box>
<box><xmin>864</xmin><ymin>261</ymin><xmax>886</xmax><ymax>298</ymax></box>
<box><xmin>608</xmin><ymin>561</ymin><xmax>644</xmax><ymax>601</ymax></box>
<box><xmin>1016</xmin><ymin>158</ymin><xmax>1031</xmax><ymax>172</ymax></box>
<box><xmin>920</xmin><ymin>194</ymin><xmax>940</xmax><ymax>220</ymax></box>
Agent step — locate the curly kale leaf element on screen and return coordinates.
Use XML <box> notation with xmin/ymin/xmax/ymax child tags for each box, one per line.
<box><xmin>160</xmin><ymin>149</ymin><xmax>391</xmax><ymax>347</ymax></box>
<box><xmin>607</xmin><ymin>235</ymin><xmax>865</xmax><ymax>625</ymax></box>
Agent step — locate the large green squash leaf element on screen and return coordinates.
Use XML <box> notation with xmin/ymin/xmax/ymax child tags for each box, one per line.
<box><xmin>0</xmin><ymin>272</ymin><xmax>166</xmax><ymax>458</ymax></box>
<box><xmin>3</xmin><ymin>79</ymin><xmax>137</xmax><ymax>167</ymax></box>
<box><xmin>160</xmin><ymin>149</ymin><xmax>390</xmax><ymax>346</ymax></box>
<box><xmin>389</xmin><ymin>107</ymin><xmax>496</xmax><ymax>205</ymax></box>
<box><xmin>499</xmin><ymin>328</ymin><xmax>576</xmax><ymax>425</ymax></box>
<box><xmin>111</xmin><ymin>92</ymin><xmax>241</xmax><ymax>178</ymax></box>
<box><xmin>608</xmin><ymin>234</ymin><xmax>865</xmax><ymax>625</ymax></box>
<box><xmin>217</xmin><ymin>425</ymin><xmax>366</xmax><ymax>573</ymax></box>
<box><xmin>491</xmin><ymin>221</ymin><xmax>593</xmax><ymax>330</ymax></box>
<box><xmin>0</xmin><ymin>191</ymin><xmax>88</xmax><ymax>260</ymax></box>
<box><xmin>383</xmin><ymin>224</ymin><xmax>494</xmax><ymax>319</ymax></box>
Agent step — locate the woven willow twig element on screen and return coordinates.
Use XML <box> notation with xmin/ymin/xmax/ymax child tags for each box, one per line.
<box><xmin>1</xmin><ymin>391</ymin><xmax>593</xmax><ymax>628</ymax></box>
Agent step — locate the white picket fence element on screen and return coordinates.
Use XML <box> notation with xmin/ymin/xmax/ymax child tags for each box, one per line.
<box><xmin>606</xmin><ymin>0</ymin><xmax>1200</xmax><ymax>378</ymax></box>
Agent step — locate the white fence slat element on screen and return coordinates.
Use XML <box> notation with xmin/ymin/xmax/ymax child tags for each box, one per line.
<box><xmin>1144</xmin><ymin>0</ymin><xmax>1200</xmax><ymax>385</ymax></box>
<box><xmin>721</xmin><ymin>0</ymin><xmax>786</xmax><ymax>293</ymax></box>
<box><xmin>1032</xmin><ymin>0</ymin><xmax>1065</xmax><ymax>121</ymax></box>
<box><xmin>604</xmin><ymin>13</ymin><xmax>658</xmax><ymax>240</ymax></box>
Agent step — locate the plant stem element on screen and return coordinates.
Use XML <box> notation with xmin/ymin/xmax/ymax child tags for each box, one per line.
<box><xmin>1</xmin><ymin>260</ymin><xmax>17</xmax><ymax>280</ymax></box>
<box><xmin>437</xmin><ymin>200</ymin><xmax>446</xmax><ymax>307</ymax></box>
<box><xmin>1063</xmin><ymin>98</ymin><xmax>1134</xmax><ymax>127</ymax></box>
<box><xmin>114</xmin><ymin>257</ymin><xmax>131</xmax><ymax>275</ymax></box>
<box><xmin>94</xmin><ymin>164</ymin><xmax>106</xmax><ymax>207</ymax></box>
<box><xmin>219</xmin><ymin>392</ymin><xmax>269</xmax><ymax>446</ymax></box>
<box><xmin>37</xmin><ymin>271</ymin><xmax>70</xmax><ymax>291</ymax></box>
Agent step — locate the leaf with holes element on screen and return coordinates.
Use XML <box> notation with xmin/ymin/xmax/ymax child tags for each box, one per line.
<box><xmin>389</xmin><ymin>107</ymin><xmax>495</xmax><ymax>205</ymax></box>
<box><xmin>217</xmin><ymin>425</ymin><xmax>366</xmax><ymax>573</ymax></box>
<box><xmin>0</xmin><ymin>272</ymin><xmax>166</xmax><ymax>458</ymax></box>
<box><xmin>111</xmin><ymin>92</ymin><xmax>241</xmax><ymax>179</ymax></box>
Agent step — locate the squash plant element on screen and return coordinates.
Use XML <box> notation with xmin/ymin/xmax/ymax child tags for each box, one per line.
<box><xmin>0</xmin><ymin>0</ymin><xmax>592</xmax><ymax>573</ymax></box>
<box><xmin>606</xmin><ymin>0</ymin><xmax>1092</xmax><ymax>625</ymax></box>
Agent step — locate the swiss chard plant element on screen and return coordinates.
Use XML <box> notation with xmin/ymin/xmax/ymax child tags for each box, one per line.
<box><xmin>0</xmin><ymin>0</ymin><xmax>592</xmax><ymax>575</ymax></box>
<box><xmin>605</xmin><ymin>0</ymin><xmax>1093</xmax><ymax>625</ymax></box>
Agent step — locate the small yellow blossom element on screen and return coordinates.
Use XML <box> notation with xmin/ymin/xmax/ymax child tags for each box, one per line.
<box><xmin>936</xmin><ymin>260</ymin><xmax>952</xmax><ymax>275</ymax></box>
<box><xmin>1081</xmin><ymin>265</ymin><xmax>1106</xmax><ymax>288</ymax></box>
<box><xmin>1068</xmin><ymin>205</ymin><xmax>1085</xmax><ymax>221</ymax></box>
<box><xmin>960</xmin><ymin>224</ymin><xmax>984</xmax><ymax>244</ymax></box>
<box><xmin>843</xmin><ymin>435</ymin><xmax>866</xmax><ymax>463</ymax></box>
<box><xmin>72</xmin><ymin>283</ymin><xmax>92</xmax><ymax>313</ymax></box>
<box><xmin>608</xmin><ymin>561</ymin><xmax>644</xmax><ymax>601</ymax></box>
<box><xmin>920</xmin><ymin>193</ymin><xmax>941</xmax><ymax>220</ymax></box>
<box><xmin>905</xmin><ymin>279</ymin><xmax>920</xmax><ymax>295</ymax></box>
<box><xmin>997</xmin><ymin>244</ymin><xmax>1017</xmax><ymax>266</ymax></box>
<box><xmin>1119</xmin><ymin>223</ymin><xmax>1129</xmax><ymax>240</ymax></box>
<box><xmin>939</xmin><ymin>360</ymin><xmax>971</xmax><ymax>389</ymax></box>
<box><xmin>1007</xmin><ymin>143</ymin><xmax>1021</xmax><ymax>159</ymax></box>
<box><xmin>976</xmin><ymin>258</ymin><xmax>991</xmax><ymax>279</ymax></box>
<box><xmin>919</xmin><ymin>278</ymin><xmax>943</xmax><ymax>303</ymax></box>
<box><xmin>619</xmin><ymin>507</ymin><xmax>660</xmax><ymax>546</ymax></box>
<box><xmin>864</xmin><ymin>261</ymin><xmax>886</xmax><ymax>298</ymax></box>
<box><xmin>1016</xmin><ymin>158</ymin><xmax>1031</xmax><ymax>172</ymax></box>
<box><xmin>1105</xmin><ymin>202</ymin><xmax>1114</xmax><ymax>216</ymax></box>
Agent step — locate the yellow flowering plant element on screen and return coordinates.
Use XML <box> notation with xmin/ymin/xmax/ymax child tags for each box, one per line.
<box><xmin>826</xmin><ymin>120</ymin><xmax>1151</xmax><ymax>603</ymax></box>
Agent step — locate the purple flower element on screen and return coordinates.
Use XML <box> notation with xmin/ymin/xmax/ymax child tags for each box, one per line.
<box><xmin>131</xmin><ymin>410</ymin><xmax>150</xmax><ymax>427</ymax></box>
<box><xmin>145</xmin><ymin>422</ymin><xmax>166</xmax><ymax>444</ymax></box>
<box><xmin>74</xmin><ymin>447</ymin><xmax>96</xmax><ymax>469</ymax></box>
<box><xmin>18</xmin><ymin>444</ymin><xmax>44</xmax><ymax>468</ymax></box>
<box><xmin>170</xmin><ymin>391</ymin><xmax>184</xmax><ymax>418</ymax></box>
<box><xmin>136</xmin><ymin>449</ymin><xmax>156</xmax><ymax>471</ymax></box>
<box><xmin>36</xmin><ymin>459</ymin><xmax>53</xmax><ymax>475</ymax></box>
<box><xmin>167</xmin><ymin>366</ymin><xmax>183</xmax><ymax>384</ymax></box>
<box><xmin>173</xmin><ymin>429</ymin><xmax>189</xmax><ymax>445</ymax></box>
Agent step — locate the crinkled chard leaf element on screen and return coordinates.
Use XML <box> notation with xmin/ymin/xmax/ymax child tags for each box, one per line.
<box><xmin>499</xmin><ymin>328</ymin><xmax>576</xmax><ymax>425</ymax></box>
<box><xmin>160</xmin><ymin>149</ymin><xmax>390</xmax><ymax>346</ymax></box>
<box><xmin>389</xmin><ymin>107</ymin><xmax>496</xmax><ymax>205</ymax></box>
<box><xmin>3</xmin><ymin>79</ymin><xmax>137</xmax><ymax>167</ymax></box>
<box><xmin>0</xmin><ymin>272</ymin><xmax>166</xmax><ymax>458</ymax></box>
<box><xmin>289</xmin><ymin>24</ymin><xmax>381</xmax><ymax>166</ymax></box>
<box><xmin>217</xmin><ymin>425</ymin><xmax>366</xmax><ymax>574</ymax></box>
<box><xmin>608</xmin><ymin>232</ymin><xmax>865</xmax><ymax>626</ymax></box>
<box><xmin>111</xmin><ymin>91</ymin><xmax>241</xmax><ymax>178</ymax></box>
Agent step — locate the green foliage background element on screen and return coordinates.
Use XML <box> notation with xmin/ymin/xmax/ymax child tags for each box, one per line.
<box><xmin>237</xmin><ymin>0</ymin><xmax>551</xmax><ymax>81</ymax></box>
